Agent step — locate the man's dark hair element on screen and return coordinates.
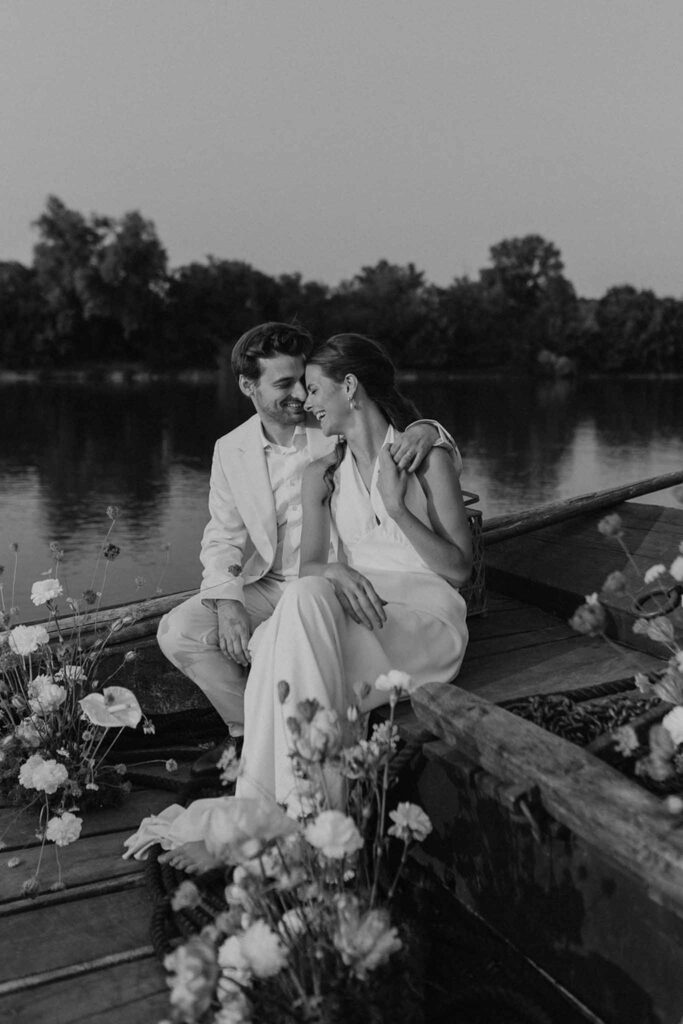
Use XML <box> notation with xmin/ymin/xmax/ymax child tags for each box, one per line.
<box><xmin>231</xmin><ymin>322</ymin><xmax>315</xmax><ymax>381</ymax></box>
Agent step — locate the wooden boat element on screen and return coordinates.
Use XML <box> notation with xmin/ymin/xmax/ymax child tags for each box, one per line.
<box><xmin>3</xmin><ymin>469</ymin><xmax>683</xmax><ymax>1023</ymax></box>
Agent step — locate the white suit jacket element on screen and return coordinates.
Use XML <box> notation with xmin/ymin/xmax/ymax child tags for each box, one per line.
<box><xmin>199</xmin><ymin>414</ymin><xmax>335</xmax><ymax>604</ymax></box>
<box><xmin>199</xmin><ymin>414</ymin><xmax>460</xmax><ymax>605</ymax></box>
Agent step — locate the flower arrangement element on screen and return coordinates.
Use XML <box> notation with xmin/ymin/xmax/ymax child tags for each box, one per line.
<box><xmin>159</xmin><ymin>671</ymin><xmax>432</xmax><ymax>1024</ymax></box>
<box><xmin>0</xmin><ymin>508</ymin><xmax>155</xmax><ymax>893</ymax></box>
<box><xmin>569</xmin><ymin>496</ymin><xmax>683</xmax><ymax>793</ymax></box>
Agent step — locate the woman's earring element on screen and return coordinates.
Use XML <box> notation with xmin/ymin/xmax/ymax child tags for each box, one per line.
<box><xmin>348</xmin><ymin>396</ymin><xmax>357</xmax><ymax>410</ymax></box>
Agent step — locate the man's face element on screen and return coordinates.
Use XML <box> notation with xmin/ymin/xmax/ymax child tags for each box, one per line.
<box><xmin>239</xmin><ymin>354</ymin><xmax>307</xmax><ymax>438</ymax></box>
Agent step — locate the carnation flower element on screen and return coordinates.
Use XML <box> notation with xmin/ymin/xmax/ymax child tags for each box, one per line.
<box><xmin>374</xmin><ymin>670</ymin><xmax>413</xmax><ymax>693</ymax></box>
<box><xmin>19</xmin><ymin>754</ymin><xmax>68</xmax><ymax>794</ymax></box>
<box><xmin>305</xmin><ymin>810</ymin><xmax>364</xmax><ymax>859</ymax></box>
<box><xmin>165</xmin><ymin>935</ymin><xmax>220</xmax><ymax>1018</ymax></box>
<box><xmin>601</xmin><ymin>570</ymin><xmax>628</xmax><ymax>595</ymax></box>
<box><xmin>670</xmin><ymin>556</ymin><xmax>683</xmax><ymax>582</ymax></box>
<box><xmin>171</xmin><ymin>880</ymin><xmax>201</xmax><ymax>912</ymax></box>
<box><xmin>236</xmin><ymin>920</ymin><xmax>288</xmax><ymax>978</ymax></box>
<box><xmin>644</xmin><ymin>564</ymin><xmax>667</xmax><ymax>585</ymax></box>
<box><xmin>15</xmin><ymin>717</ymin><xmax>42</xmax><ymax>748</ymax></box>
<box><xmin>45</xmin><ymin>811</ymin><xmax>82</xmax><ymax>846</ymax></box>
<box><xmin>333</xmin><ymin>898</ymin><xmax>402</xmax><ymax>979</ymax></box>
<box><xmin>388</xmin><ymin>802</ymin><xmax>433</xmax><ymax>843</ymax></box>
<box><xmin>597</xmin><ymin>513</ymin><xmax>623</xmax><ymax>537</ymax></box>
<box><xmin>662</xmin><ymin>707</ymin><xmax>683</xmax><ymax>746</ymax></box>
<box><xmin>569</xmin><ymin>600</ymin><xmax>606</xmax><ymax>637</ymax></box>
<box><xmin>30</xmin><ymin>578</ymin><xmax>63</xmax><ymax>606</ymax></box>
<box><xmin>292</xmin><ymin>708</ymin><xmax>343</xmax><ymax>762</ymax></box>
<box><xmin>29</xmin><ymin>680</ymin><xmax>67</xmax><ymax>715</ymax></box>
<box><xmin>8</xmin><ymin>624</ymin><xmax>50</xmax><ymax>656</ymax></box>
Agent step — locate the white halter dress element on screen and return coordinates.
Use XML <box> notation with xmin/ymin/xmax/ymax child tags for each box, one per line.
<box><xmin>236</xmin><ymin>430</ymin><xmax>468</xmax><ymax>807</ymax></box>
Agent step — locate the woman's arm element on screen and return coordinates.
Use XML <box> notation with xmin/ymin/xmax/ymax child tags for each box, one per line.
<box><xmin>377</xmin><ymin>446</ymin><xmax>473</xmax><ymax>586</ymax></box>
<box><xmin>299</xmin><ymin>459</ymin><xmax>387</xmax><ymax>630</ymax></box>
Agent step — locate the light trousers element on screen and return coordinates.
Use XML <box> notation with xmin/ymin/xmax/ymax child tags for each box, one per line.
<box><xmin>156</xmin><ymin>576</ymin><xmax>287</xmax><ymax>728</ymax></box>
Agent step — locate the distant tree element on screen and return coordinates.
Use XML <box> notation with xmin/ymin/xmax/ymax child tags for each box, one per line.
<box><xmin>32</xmin><ymin>196</ymin><xmax>105</xmax><ymax>362</ymax></box>
<box><xmin>330</xmin><ymin>260</ymin><xmax>435</xmax><ymax>366</ymax></box>
<box><xmin>479</xmin><ymin>235</ymin><xmax>576</xmax><ymax>366</ymax></box>
<box><xmin>164</xmin><ymin>259</ymin><xmax>281</xmax><ymax>368</ymax></box>
<box><xmin>593</xmin><ymin>286</ymin><xmax>660</xmax><ymax>370</ymax></box>
<box><xmin>276</xmin><ymin>273</ymin><xmax>331</xmax><ymax>341</ymax></box>
<box><xmin>86</xmin><ymin>211</ymin><xmax>168</xmax><ymax>358</ymax></box>
<box><xmin>0</xmin><ymin>261</ymin><xmax>48</xmax><ymax>367</ymax></box>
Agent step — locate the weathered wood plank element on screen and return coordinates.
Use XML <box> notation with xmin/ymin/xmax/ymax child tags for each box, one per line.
<box><xmin>412</xmin><ymin>683</ymin><xmax>683</xmax><ymax>905</ymax></box>
<box><xmin>0</xmin><ymin>887</ymin><xmax>156</xmax><ymax>984</ymax></box>
<box><xmin>0</xmin><ymin>789</ymin><xmax>178</xmax><ymax>851</ymax></box>
<box><xmin>483</xmin><ymin>471</ymin><xmax>683</xmax><ymax>545</ymax></box>
<box><xmin>0</xmin><ymin>830</ymin><xmax>144</xmax><ymax>902</ymax></box>
<box><xmin>0</xmin><ymin>954</ymin><xmax>167</xmax><ymax>1024</ymax></box>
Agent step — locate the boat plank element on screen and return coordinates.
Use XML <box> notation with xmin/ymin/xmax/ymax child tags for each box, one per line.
<box><xmin>0</xmin><ymin>830</ymin><xmax>143</xmax><ymax>902</ymax></box>
<box><xmin>0</xmin><ymin>955</ymin><xmax>167</xmax><ymax>1024</ymax></box>
<box><xmin>413</xmin><ymin>682</ymin><xmax>683</xmax><ymax>904</ymax></box>
<box><xmin>0</xmin><ymin>887</ymin><xmax>156</xmax><ymax>984</ymax></box>
<box><xmin>0</xmin><ymin>789</ymin><xmax>178</xmax><ymax>851</ymax></box>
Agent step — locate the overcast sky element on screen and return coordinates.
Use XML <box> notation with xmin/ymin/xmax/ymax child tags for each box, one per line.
<box><xmin>2</xmin><ymin>1</ymin><xmax>682</xmax><ymax>298</ymax></box>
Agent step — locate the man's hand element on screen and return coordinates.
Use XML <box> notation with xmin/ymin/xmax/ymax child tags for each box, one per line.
<box><xmin>216</xmin><ymin>599</ymin><xmax>252</xmax><ymax>667</ymax></box>
<box><xmin>377</xmin><ymin>446</ymin><xmax>409</xmax><ymax>519</ymax></box>
<box><xmin>323</xmin><ymin>564</ymin><xmax>387</xmax><ymax>630</ymax></box>
<box><xmin>390</xmin><ymin>423</ymin><xmax>438</xmax><ymax>472</ymax></box>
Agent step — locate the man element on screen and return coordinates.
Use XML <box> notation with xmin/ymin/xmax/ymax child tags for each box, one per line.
<box><xmin>157</xmin><ymin>322</ymin><xmax>455</xmax><ymax>764</ymax></box>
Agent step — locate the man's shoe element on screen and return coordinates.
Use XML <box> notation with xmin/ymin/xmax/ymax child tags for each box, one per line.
<box><xmin>191</xmin><ymin>738</ymin><xmax>242</xmax><ymax>778</ymax></box>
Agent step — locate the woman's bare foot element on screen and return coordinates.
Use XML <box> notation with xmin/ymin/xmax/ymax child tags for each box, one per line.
<box><xmin>158</xmin><ymin>841</ymin><xmax>222</xmax><ymax>874</ymax></box>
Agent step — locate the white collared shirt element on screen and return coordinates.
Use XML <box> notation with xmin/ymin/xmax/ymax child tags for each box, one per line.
<box><xmin>259</xmin><ymin>423</ymin><xmax>311</xmax><ymax>580</ymax></box>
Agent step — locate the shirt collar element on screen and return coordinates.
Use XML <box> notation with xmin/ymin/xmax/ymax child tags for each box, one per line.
<box><xmin>259</xmin><ymin>422</ymin><xmax>307</xmax><ymax>451</ymax></box>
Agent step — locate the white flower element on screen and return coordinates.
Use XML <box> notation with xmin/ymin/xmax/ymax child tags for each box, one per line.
<box><xmin>171</xmin><ymin>880</ymin><xmax>201</xmax><ymax>912</ymax></box>
<box><xmin>218</xmin><ymin>936</ymin><xmax>252</xmax><ymax>988</ymax></box>
<box><xmin>584</xmin><ymin>592</ymin><xmax>600</xmax><ymax>606</ymax></box>
<box><xmin>305</xmin><ymin>810</ymin><xmax>364</xmax><ymax>859</ymax></box>
<box><xmin>644</xmin><ymin>564</ymin><xmax>667</xmax><ymax>585</ymax></box>
<box><xmin>30</xmin><ymin>578</ymin><xmax>63</xmax><ymax>606</ymax></box>
<box><xmin>388</xmin><ymin>802</ymin><xmax>433</xmax><ymax>843</ymax></box>
<box><xmin>278</xmin><ymin>908</ymin><xmax>309</xmax><ymax>939</ymax></box>
<box><xmin>18</xmin><ymin>753</ymin><xmax>68</xmax><ymax>794</ymax></box>
<box><xmin>333</xmin><ymin>898</ymin><xmax>402</xmax><ymax>979</ymax></box>
<box><xmin>8</xmin><ymin>624</ymin><xmax>50</xmax><ymax>656</ymax></box>
<box><xmin>29</xmin><ymin>679</ymin><xmax>67</xmax><ymax>715</ymax></box>
<box><xmin>293</xmin><ymin>708</ymin><xmax>343</xmax><ymax>761</ymax></box>
<box><xmin>79</xmin><ymin>686</ymin><xmax>142</xmax><ymax>728</ymax></box>
<box><xmin>45</xmin><ymin>811</ymin><xmax>82</xmax><ymax>846</ymax></box>
<box><xmin>670</xmin><ymin>556</ymin><xmax>683</xmax><ymax>582</ymax></box>
<box><xmin>661</xmin><ymin>706</ymin><xmax>683</xmax><ymax>746</ymax></box>
<box><xmin>374</xmin><ymin>669</ymin><xmax>413</xmax><ymax>693</ymax></box>
<box><xmin>237</xmin><ymin>920</ymin><xmax>288</xmax><ymax>978</ymax></box>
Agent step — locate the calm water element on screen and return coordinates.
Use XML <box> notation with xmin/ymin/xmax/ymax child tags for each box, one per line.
<box><xmin>2</xmin><ymin>372</ymin><xmax>683</xmax><ymax>617</ymax></box>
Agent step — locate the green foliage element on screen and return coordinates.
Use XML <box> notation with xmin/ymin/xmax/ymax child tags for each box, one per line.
<box><xmin>2</xmin><ymin>199</ymin><xmax>681</xmax><ymax>374</ymax></box>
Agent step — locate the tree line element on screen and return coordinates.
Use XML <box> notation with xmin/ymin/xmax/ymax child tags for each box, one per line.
<box><xmin>1</xmin><ymin>195</ymin><xmax>682</xmax><ymax>373</ymax></box>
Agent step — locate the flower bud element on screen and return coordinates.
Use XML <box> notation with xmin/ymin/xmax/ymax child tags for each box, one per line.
<box><xmin>277</xmin><ymin>680</ymin><xmax>290</xmax><ymax>704</ymax></box>
<box><xmin>21</xmin><ymin>877</ymin><xmax>40</xmax><ymax>897</ymax></box>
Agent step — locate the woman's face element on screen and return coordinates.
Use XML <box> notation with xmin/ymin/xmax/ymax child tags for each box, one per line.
<box><xmin>304</xmin><ymin>364</ymin><xmax>350</xmax><ymax>435</ymax></box>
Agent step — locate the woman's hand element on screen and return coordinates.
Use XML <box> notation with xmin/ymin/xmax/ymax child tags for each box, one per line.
<box><xmin>377</xmin><ymin>445</ymin><xmax>409</xmax><ymax>519</ymax></box>
<box><xmin>323</xmin><ymin>563</ymin><xmax>387</xmax><ymax>630</ymax></box>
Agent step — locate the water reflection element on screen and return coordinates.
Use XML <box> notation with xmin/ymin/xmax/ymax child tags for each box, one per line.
<box><xmin>2</xmin><ymin>374</ymin><xmax>682</xmax><ymax>612</ymax></box>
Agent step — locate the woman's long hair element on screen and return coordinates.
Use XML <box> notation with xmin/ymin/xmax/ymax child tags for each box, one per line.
<box><xmin>307</xmin><ymin>333</ymin><xmax>421</xmax><ymax>502</ymax></box>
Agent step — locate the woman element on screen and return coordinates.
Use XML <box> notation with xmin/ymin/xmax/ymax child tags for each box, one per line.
<box><xmin>235</xmin><ymin>334</ymin><xmax>472</xmax><ymax>808</ymax></box>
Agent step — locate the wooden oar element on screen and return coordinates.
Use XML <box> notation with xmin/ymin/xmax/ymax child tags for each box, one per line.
<box><xmin>482</xmin><ymin>469</ymin><xmax>683</xmax><ymax>546</ymax></box>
